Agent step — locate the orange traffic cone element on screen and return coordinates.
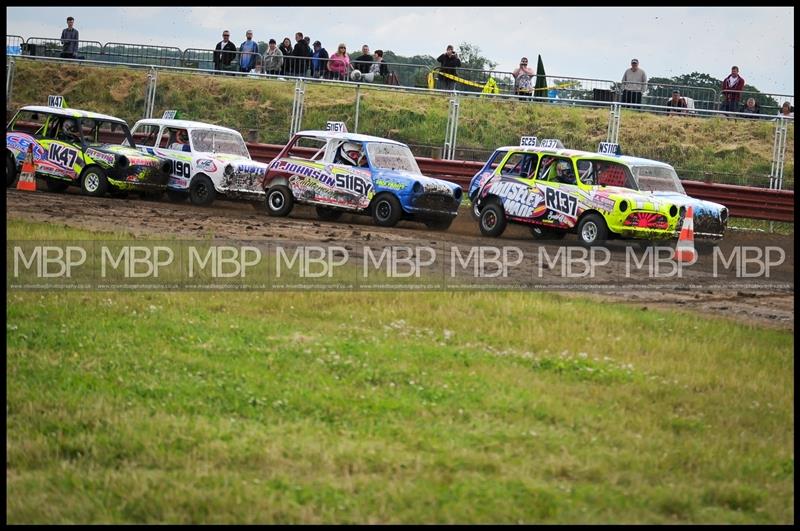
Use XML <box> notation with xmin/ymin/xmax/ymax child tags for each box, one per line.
<box><xmin>16</xmin><ymin>144</ymin><xmax>37</xmax><ymax>192</ymax></box>
<box><xmin>674</xmin><ymin>205</ymin><xmax>697</xmax><ymax>264</ymax></box>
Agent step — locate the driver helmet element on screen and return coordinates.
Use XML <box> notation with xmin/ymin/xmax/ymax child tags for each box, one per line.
<box><xmin>63</xmin><ymin>119</ymin><xmax>79</xmax><ymax>138</ymax></box>
<box><xmin>556</xmin><ymin>160</ymin><xmax>572</xmax><ymax>182</ymax></box>
<box><xmin>340</xmin><ymin>142</ymin><xmax>364</xmax><ymax>166</ymax></box>
<box><xmin>176</xmin><ymin>130</ymin><xmax>189</xmax><ymax>143</ymax></box>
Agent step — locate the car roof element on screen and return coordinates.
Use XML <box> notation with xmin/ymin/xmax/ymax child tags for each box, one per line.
<box><xmin>496</xmin><ymin>145</ymin><xmax>675</xmax><ymax>168</ymax></box>
<box><xmin>17</xmin><ymin>105</ymin><xmax>127</xmax><ymax>124</ymax></box>
<box><xmin>295</xmin><ymin>130</ymin><xmax>406</xmax><ymax>146</ymax></box>
<box><xmin>133</xmin><ymin>118</ymin><xmax>240</xmax><ymax>135</ymax></box>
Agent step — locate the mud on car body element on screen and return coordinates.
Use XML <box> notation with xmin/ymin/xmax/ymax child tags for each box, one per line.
<box><xmin>263</xmin><ymin>130</ymin><xmax>462</xmax><ymax>229</ymax></box>
<box><xmin>6</xmin><ymin>106</ymin><xmax>170</xmax><ymax>195</ymax></box>
<box><xmin>128</xmin><ymin>119</ymin><xmax>269</xmax><ymax>207</ymax></box>
<box><xmin>468</xmin><ymin>141</ymin><xmax>728</xmax><ymax>245</ymax></box>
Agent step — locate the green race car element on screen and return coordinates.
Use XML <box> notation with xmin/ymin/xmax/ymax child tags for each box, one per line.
<box><xmin>469</xmin><ymin>139</ymin><xmax>728</xmax><ymax>245</ymax></box>
<box><xmin>6</xmin><ymin>105</ymin><xmax>171</xmax><ymax>195</ymax></box>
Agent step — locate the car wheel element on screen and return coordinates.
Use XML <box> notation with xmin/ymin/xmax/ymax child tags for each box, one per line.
<box><xmin>265</xmin><ymin>185</ymin><xmax>293</xmax><ymax>217</ymax></box>
<box><xmin>189</xmin><ymin>175</ymin><xmax>216</xmax><ymax>207</ymax></box>
<box><xmin>80</xmin><ymin>166</ymin><xmax>109</xmax><ymax>197</ymax></box>
<box><xmin>577</xmin><ymin>213</ymin><xmax>609</xmax><ymax>246</ymax></box>
<box><xmin>166</xmin><ymin>189</ymin><xmax>188</xmax><ymax>202</ymax></box>
<box><xmin>479</xmin><ymin>200</ymin><xmax>507</xmax><ymax>237</ymax></box>
<box><xmin>530</xmin><ymin>225</ymin><xmax>565</xmax><ymax>240</ymax></box>
<box><xmin>6</xmin><ymin>156</ymin><xmax>18</xmax><ymax>188</ymax></box>
<box><xmin>470</xmin><ymin>197</ymin><xmax>481</xmax><ymax>220</ymax></box>
<box><xmin>316</xmin><ymin>206</ymin><xmax>343</xmax><ymax>222</ymax></box>
<box><xmin>372</xmin><ymin>193</ymin><xmax>402</xmax><ymax>227</ymax></box>
<box><xmin>425</xmin><ymin>217</ymin><xmax>454</xmax><ymax>231</ymax></box>
<box><xmin>45</xmin><ymin>178</ymin><xmax>70</xmax><ymax>193</ymax></box>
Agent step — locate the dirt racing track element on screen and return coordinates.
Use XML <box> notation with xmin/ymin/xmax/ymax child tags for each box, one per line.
<box><xmin>6</xmin><ymin>187</ymin><xmax>794</xmax><ymax>330</ymax></box>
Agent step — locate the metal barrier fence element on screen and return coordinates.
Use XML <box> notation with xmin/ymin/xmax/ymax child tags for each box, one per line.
<box><xmin>6</xmin><ymin>34</ymin><xmax>24</xmax><ymax>56</ymax></box>
<box><xmin>23</xmin><ymin>37</ymin><xmax>104</xmax><ymax>61</ymax></box>
<box><xmin>642</xmin><ymin>82</ymin><xmax>719</xmax><ymax>111</ymax></box>
<box><xmin>730</xmin><ymin>90</ymin><xmax>795</xmax><ymax>117</ymax></box>
<box><xmin>101</xmin><ymin>42</ymin><xmax>183</xmax><ymax>67</ymax></box>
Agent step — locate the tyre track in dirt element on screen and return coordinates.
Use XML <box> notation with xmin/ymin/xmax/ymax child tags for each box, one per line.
<box><xmin>6</xmin><ymin>187</ymin><xmax>794</xmax><ymax>330</ymax></box>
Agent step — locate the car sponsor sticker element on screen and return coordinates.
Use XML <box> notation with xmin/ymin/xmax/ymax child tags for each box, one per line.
<box><xmin>196</xmin><ymin>159</ymin><xmax>218</xmax><ymax>172</ymax></box>
<box><xmin>86</xmin><ymin>148</ymin><xmax>115</xmax><ymax>165</ymax></box>
<box><xmin>489</xmin><ymin>180</ymin><xmax>543</xmax><ymax>218</ymax></box>
<box><xmin>374</xmin><ymin>178</ymin><xmax>405</xmax><ymax>190</ymax></box>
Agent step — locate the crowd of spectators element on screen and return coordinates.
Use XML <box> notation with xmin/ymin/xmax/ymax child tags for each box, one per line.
<box><xmin>54</xmin><ymin>16</ymin><xmax>792</xmax><ymax>118</ymax></box>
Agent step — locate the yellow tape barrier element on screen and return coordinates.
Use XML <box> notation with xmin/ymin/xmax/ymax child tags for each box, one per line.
<box><xmin>428</xmin><ymin>69</ymin><xmax>580</xmax><ymax>96</ymax></box>
<box><xmin>428</xmin><ymin>69</ymin><xmax>500</xmax><ymax>94</ymax></box>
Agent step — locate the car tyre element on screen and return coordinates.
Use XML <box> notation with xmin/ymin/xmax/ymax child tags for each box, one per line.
<box><xmin>45</xmin><ymin>178</ymin><xmax>70</xmax><ymax>193</ymax></box>
<box><xmin>479</xmin><ymin>200</ymin><xmax>507</xmax><ymax>237</ymax></box>
<box><xmin>166</xmin><ymin>189</ymin><xmax>189</xmax><ymax>202</ymax></box>
<box><xmin>316</xmin><ymin>206</ymin><xmax>343</xmax><ymax>222</ymax></box>
<box><xmin>189</xmin><ymin>175</ymin><xmax>216</xmax><ymax>207</ymax></box>
<box><xmin>372</xmin><ymin>193</ymin><xmax>402</xmax><ymax>227</ymax></box>
<box><xmin>265</xmin><ymin>185</ymin><xmax>293</xmax><ymax>217</ymax></box>
<box><xmin>80</xmin><ymin>166</ymin><xmax>109</xmax><ymax>197</ymax></box>
<box><xmin>6</xmin><ymin>156</ymin><xmax>18</xmax><ymax>188</ymax></box>
<box><xmin>577</xmin><ymin>213</ymin><xmax>609</xmax><ymax>246</ymax></box>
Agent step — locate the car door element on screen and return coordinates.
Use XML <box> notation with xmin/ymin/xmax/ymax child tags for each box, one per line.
<box><xmin>37</xmin><ymin>116</ymin><xmax>85</xmax><ymax>182</ymax></box>
<box><xmin>533</xmin><ymin>155</ymin><xmax>581</xmax><ymax>228</ymax></box>
<box><xmin>315</xmin><ymin>139</ymin><xmax>373</xmax><ymax>211</ymax></box>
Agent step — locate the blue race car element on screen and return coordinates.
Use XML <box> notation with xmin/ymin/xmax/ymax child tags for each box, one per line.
<box><xmin>263</xmin><ymin>127</ymin><xmax>462</xmax><ymax>230</ymax></box>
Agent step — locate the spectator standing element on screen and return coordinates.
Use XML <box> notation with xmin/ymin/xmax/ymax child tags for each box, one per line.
<box><xmin>665</xmin><ymin>90</ymin><xmax>688</xmax><ymax>115</ymax></box>
<box><xmin>278</xmin><ymin>37</ymin><xmax>293</xmax><ymax>76</ymax></box>
<box><xmin>620</xmin><ymin>58</ymin><xmax>647</xmax><ymax>106</ymax></box>
<box><xmin>436</xmin><ymin>45</ymin><xmax>461</xmax><ymax>90</ymax></box>
<box><xmin>721</xmin><ymin>66</ymin><xmax>745</xmax><ymax>113</ymax></box>
<box><xmin>369</xmin><ymin>49</ymin><xmax>389</xmax><ymax>79</ymax></box>
<box><xmin>512</xmin><ymin>57</ymin><xmax>534</xmax><ymax>99</ymax></box>
<box><xmin>777</xmin><ymin>101</ymin><xmax>794</xmax><ymax>118</ymax></box>
<box><xmin>239</xmin><ymin>30</ymin><xmax>259</xmax><ymax>73</ymax></box>
<box><xmin>213</xmin><ymin>30</ymin><xmax>237</xmax><ymax>73</ymax></box>
<box><xmin>740</xmin><ymin>97</ymin><xmax>761</xmax><ymax>118</ymax></box>
<box><xmin>263</xmin><ymin>39</ymin><xmax>284</xmax><ymax>76</ymax></box>
<box><xmin>328</xmin><ymin>43</ymin><xmax>352</xmax><ymax>81</ymax></box>
<box><xmin>291</xmin><ymin>32</ymin><xmax>312</xmax><ymax>76</ymax></box>
<box><xmin>60</xmin><ymin>16</ymin><xmax>79</xmax><ymax>58</ymax></box>
<box><xmin>311</xmin><ymin>40</ymin><xmax>329</xmax><ymax>78</ymax></box>
<box><xmin>354</xmin><ymin>45</ymin><xmax>374</xmax><ymax>75</ymax></box>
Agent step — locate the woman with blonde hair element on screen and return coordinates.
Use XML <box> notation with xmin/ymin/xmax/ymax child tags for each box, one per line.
<box><xmin>327</xmin><ymin>43</ymin><xmax>352</xmax><ymax>81</ymax></box>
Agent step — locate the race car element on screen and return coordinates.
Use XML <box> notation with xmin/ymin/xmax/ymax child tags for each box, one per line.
<box><xmin>468</xmin><ymin>139</ymin><xmax>728</xmax><ymax>245</ymax></box>
<box><xmin>6</xmin><ymin>105</ymin><xmax>171</xmax><ymax>195</ymax></box>
<box><xmin>128</xmin><ymin>118</ymin><xmax>269</xmax><ymax>206</ymax></box>
<box><xmin>262</xmin><ymin>129</ymin><xmax>462</xmax><ymax>229</ymax></box>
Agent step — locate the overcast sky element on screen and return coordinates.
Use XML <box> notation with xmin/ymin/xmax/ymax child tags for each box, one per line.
<box><xmin>6</xmin><ymin>6</ymin><xmax>795</xmax><ymax>96</ymax></box>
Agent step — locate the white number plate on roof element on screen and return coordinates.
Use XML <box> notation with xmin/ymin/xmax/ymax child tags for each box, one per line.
<box><xmin>326</xmin><ymin>121</ymin><xmax>348</xmax><ymax>133</ymax></box>
<box><xmin>48</xmin><ymin>95</ymin><xmax>64</xmax><ymax>108</ymax></box>
<box><xmin>162</xmin><ymin>110</ymin><xmax>178</xmax><ymax>120</ymax></box>
<box><xmin>520</xmin><ymin>136</ymin><xmax>537</xmax><ymax>147</ymax></box>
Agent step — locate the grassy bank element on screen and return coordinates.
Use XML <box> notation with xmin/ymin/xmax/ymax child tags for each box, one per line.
<box><xmin>6</xmin><ymin>220</ymin><xmax>794</xmax><ymax>523</ymax></box>
<box><xmin>8</xmin><ymin>59</ymin><xmax>794</xmax><ymax>188</ymax></box>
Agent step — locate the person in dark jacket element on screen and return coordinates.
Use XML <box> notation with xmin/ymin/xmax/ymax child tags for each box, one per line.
<box><xmin>213</xmin><ymin>30</ymin><xmax>237</xmax><ymax>73</ymax></box>
<box><xmin>60</xmin><ymin>16</ymin><xmax>79</xmax><ymax>58</ymax></box>
<box><xmin>436</xmin><ymin>44</ymin><xmax>461</xmax><ymax>90</ymax></box>
<box><xmin>311</xmin><ymin>40</ymin><xmax>329</xmax><ymax>78</ymax></box>
<box><xmin>354</xmin><ymin>44</ymin><xmax>374</xmax><ymax>75</ymax></box>
<box><xmin>278</xmin><ymin>37</ymin><xmax>293</xmax><ymax>76</ymax></box>
<box><xmin>291</xmin><ymin>32</ymin><xmax>312</xmax><ymax>76</ymax></box>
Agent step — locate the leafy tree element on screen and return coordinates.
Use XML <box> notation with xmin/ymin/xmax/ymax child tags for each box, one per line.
<box><xmin>457</xmin><ymin>42</ymin><xmax>497</xmax><ymax>73</ymax></box>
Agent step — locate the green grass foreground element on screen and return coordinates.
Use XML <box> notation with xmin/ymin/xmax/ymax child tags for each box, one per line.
<box><xmin>5</xmin><ymin>222</ymin><xmax>795</xmax><ymax>523</ymax></box>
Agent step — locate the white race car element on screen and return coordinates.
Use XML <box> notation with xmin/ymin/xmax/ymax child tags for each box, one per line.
<box><xmin>128</xmin><ymin>118</ymin><xmax>268</xmax><ymax>206</ymax></box>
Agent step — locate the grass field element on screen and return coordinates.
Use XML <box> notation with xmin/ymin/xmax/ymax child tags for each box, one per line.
<box><xmin>8</xmin><ymin>59</ymin><xmax>794</xmax><ymax>188</ymax></box>
<box><xmin>5</xmin><ymin>220</ymin><xmax>794</xmax><ymax>523</ymax></box>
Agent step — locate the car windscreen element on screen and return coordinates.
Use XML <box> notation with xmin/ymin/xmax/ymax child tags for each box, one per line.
<box><xmin>632</xmin><ymin>165</ymin><xmax>685</xmax><ymax>193</ymax></box>
<box><xmin>83</xmin><ymin>120</ymin><xmax>134</xmax><ymax>147</ymax></box>
<box><xmin>366</xmin><ymin>142</ymin><xmax>420</xmax><ymax>173</ymax></box>
<box><xmin>191</xmin><ymin>130</ymin><xmax>250</xmax><ymax>158</ymax></box>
